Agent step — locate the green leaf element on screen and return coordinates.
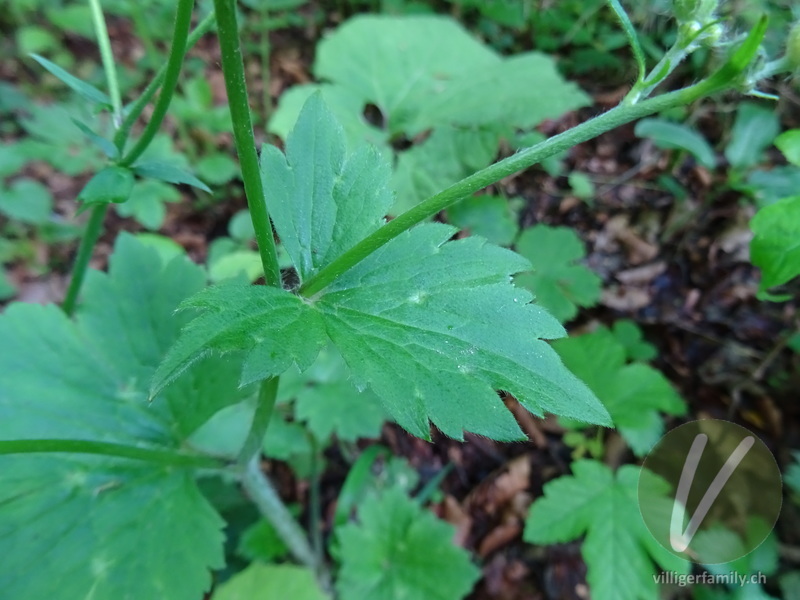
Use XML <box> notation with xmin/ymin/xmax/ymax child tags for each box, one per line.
<box><xmin>635</xmin><ymin>118</ymin><xmax>717</xmax><ymax>169</ymax></box>
<box><xmin>0</xmin><ymin>234</ymin><xmax>249</xmax><ymax>600</ymax></box>
<box><xmin>336</xmin><ymin>487</ymin><xmax>480</xmax><ymax>600</ymax></box>
<box><xmin>524</xmin><ymin>461</ymin><xmax>689</xmax><ymax>600</ymax></box>
<box><xmin>196</xmin><ymin>153</ymin><xmax>239</xmax><ymax>186</ymax></box>
<box><xmin>749</xmin><ymin>196</ymin><xmax>800</xmax><ymax>295</ymax></box>
<box><xmin>213</xmin><ymin>564</ymin><xmax>329</xmax><ymax>600</ymax></box>
<box><xmin>208</xmin><ymin>251</ymin><xmax>264</xmax><ymax>283</ymax></box>
<box><xmin>775</xmin><ymin>129</ymin><xmax>800</xmax><ymax>166</ymax></box>
<box><xmin>150</xmin><ymin>284</ymin><xmax>328</xmax><ymax>395</ymax></box>
<box><xmin>237</xmin><ymin>519</ymin><xmax>290</xmax><ymax>563</ymax></box>
<box><xmin>71</xmin><ymin>118</ymin><xmax>119</xmax><ymax>159</ymax></box>
<box><xmin>77</xmin><ymin>166</ymin><xmax>135</xmax><ymax>207</ymax></box>
<box><xmin>744</xmin><ymin>167</ymin><xmax>800</xmax><ymax>208</ymax></box>
<box><xmin>514</xmin><ymin>224</ymin><xmax>602</xmax><ymax>323</ymax></box>
<box><xmin>295</xmin><ymin>381</ymin><xmax>387</xmax><ymax>442</ymax></box>
<box><xmin>133</xmin><ymin>160</ymin><xmax>212</xmax><ymax>192</ymax></box>
<box><xmin>29</xmin><ymin>53</ymin><xmax>111</xmax><ymax>107</ymax></box>
<box><xmin>270</xmin><ymin>15</ymin><xmax>588</xmax><ymax>211</ymax></box>
<box><xmin>316</xmin><ymin>223</ymin><xmax>611</xmax><ymax>439</ymax></box>
<box><xmin>0</xmin><ymin>269</ymin><xmax>16</xmax><ymax>300</ymax></box>
<box><xmin>115</xmin><ymin>179</ymin><xmax>182</xmax><ymax>230</ymax></box>
<box><xmin>553</xmin><ymin>326</ymin><xmax>686</xmax><ymax>455</ymax></box>
<box><xmin>0</xmin><ymin>177</ymin><xmax>53</xmax><ymax>224</ymax></box>
<box><xmin>446</xmin><ymin>194</ymin><xmax>519</xmax><ymax>246</ymax></box>
<box><xmin>725</xmin><ymin>102</ymin><xmax>780</xmax><ymax>170</ymax></box>
<box><xmin>228</xmin><ymin>210</ymin><xmax>256</xmax><ymax>241</ymax></box>
<box><xmin>261</xmin><ymin>94</ymin><xmax>394</xmax><ymax>281</ymax></box>
<box><xmin>611</xmin><ymin>319</ymin><xmax>657</xmax><ymax>361</ymax></box>
<box><xmin>262</xmin><ymin>411</ymin><xmax>317</xmax><ymax>477</ymax></box>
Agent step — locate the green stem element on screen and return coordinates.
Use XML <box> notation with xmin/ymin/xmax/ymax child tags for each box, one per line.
<box><xmin>242</xmin><ymin>457</ymin><xmax>322</xmax><ymax>573</ymax></box>
<box><xmin>119</xmin><ymin>0</ymin><xmax>195</xmax><ymax>167</ymax></box>
<box><xmin>114</xmin><ymin>11</ymin><xmax>217</xmax><ymax>153</ymax></box>
<box><xmin>237</xmin><ymin>377</ymin><xmax>278</xmax><ymax>465</ymax></box>
<box><xmin>62</xmin><ymin>204</ymin><xmax>108</xmax><ymax>316</ymax></box>
<box><xmin>0</xmin><ymin>439</ymin><xmax>223</xmax><ymax>469</ymax></box>
<box><xmin>88</xmin><ymin>0</ymin><xmax>123</xmax><ymax>126</ymax></box>
<box><xmin>212</xmin><ymin>0</ymin><xmax>281</xmax><ymax>287</ymax></box>
<box><xmin>298</xmin><ymin>19</ymin><xmax>767</xmax><ymax>299</ymax></box>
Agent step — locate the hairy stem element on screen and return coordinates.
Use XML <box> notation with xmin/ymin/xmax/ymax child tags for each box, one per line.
<box><xmin>213</xmin><ymin>0</ymin><xmax>281</xmax><ymax>287</ymax></box>
<box><xmin>114</xmin><ymin>11</ymin><xmax>217</xmax><ymax>153</ymax></box>
<box><xmin>119</xmin><ymin>0</ymin><xmax>195</xmax><ymax>166</ymax></box>
<box><xmin>62</xmin><ymin>204</ymin><xmax>107</xmax><ymax>315</ymax></box>
<box><xmin>298</xmin><ymin>18</ymin><xmax>767</xmax><ymax>298</ymax></box>
<box><xmin>0</xmin><ymin>439</ymin><xmax>223</xmax><ymax>469</ymax></box>
<box><xmin>242</xmin><ymin>457</ymin><xmax>324</xmax><ymax>574</ymax></box>
<box><xmin>88</xmin><ymin>0</ymin><xmax>123</xmax><ymax>126</ymax></box>
<box><xmin>237</xmin><ymin>377</ymin><xmax>278</xmax><ymax>465</ymax></box>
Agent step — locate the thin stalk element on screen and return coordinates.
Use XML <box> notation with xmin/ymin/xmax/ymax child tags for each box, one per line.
<box><xmin>114</xmin><ymin>11</ymin><xmax>217</xmax><ymax>153</ymax></box>
<box><xmin>237</xmin><ymin>377</ymin><xmax>278</xmax><ymax>465</ymax></box>
<box><xmin>62</xmin><ymin>204</ymin><xmax>107</xmax><ymax>315</ymax></box>
<box><xmin>0</xmin><ymin>439</ymin><xmax>223</xmax><ymax>469</ymax></box>
<box><xmin>242</xmin><ymin>457</ymin><xmax>322</xmax><ymax>572</ymax></box>
<box><xmin>119</xmin><ymin>0</ymin><xmax>195</xmax><ymax>167</ymax></box>
<box><xmin>212</xmin><ymin>0</ymin><xmax>281</xmax><ymax>287</ymax></box>
<box><xmin>298</xmin><ymin>19</ymin><xmax>767</xmax><ymax>298</ymax></box>
<box><xmin>88</xmin><ymin>0</ymin><xmax>123</xmax><ymax>126</ymax></box>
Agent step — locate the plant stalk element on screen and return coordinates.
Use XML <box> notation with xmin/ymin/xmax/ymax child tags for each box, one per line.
<box><xmin>62</xmin><ymin>204</ymin><xmax>107</xmax><ymax>315</ymax></box>
<box><xmin>120</xmin><ymin>0</ymin><xmax>196</xmax><ymax>166</ymax></box>
<box><xmin>114</xmin><ymin>11</ymin><xmax>217</xmax><ymax>153</ymax></box>
<box><xmin>237</xmin><ymin>377</ymin><xmax>278</xmax><ymax>465</ymax></box>
<box><xmin>242</xmin><ymin>457</ymin><xmax>323</xmax><ymax>574</ymax></box>
<box><xmin>0</xmin><ymin>439</ymin><xmax>223</xmax><ymax>469</ymax></box>
<box><xmin>88</xmin><ymin>0</ymin><xmax>123</xmax><ymax>126</ymax></box>
<box><xmin>212</xmin><ymin>0</ymin><xmax>281</xmax><ymax>287</ymax></box>
<box><xmin>298</xmin><ymin>18</ymin><xmax>767</xmax><ymax>298</ymax></box>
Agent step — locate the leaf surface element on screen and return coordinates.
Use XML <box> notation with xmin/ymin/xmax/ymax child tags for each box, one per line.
<box><xmin>0</xmin><ymin>235</ymin><xmax>247</xmax><ymax>600</ymax></box>
<box><xmin>213</xmin><ymin>564</ymin><xmax>329</xmax><ymax>600</ymax></box>
<box><xmin>524</xmin><ymin>461</ymin><xmax>689</xmax><ymax>600</ymax></box>
<box><xmin>749</xmin><ymin>195</ymin><xmax>800</xmax><ymax>296</ymax></box>
<box><xmin>336</xmin><ymin>487</ymin><xmax>480</xmax><ymax>600</ymax></box>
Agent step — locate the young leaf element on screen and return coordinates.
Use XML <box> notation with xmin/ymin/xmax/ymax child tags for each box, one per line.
<box><xmin>213</xmin><ymin>564</ymin><xmax>329</xmax><ymax>600</ymax></box>
<box><xmin>261</xmin><ymin>93</ymin><xmax>394</xmax><ymax>281</ymax></box>
<box><xmin>635</xmin><ymin>118</ymin><xmax>717</xmax><ymax>169</ymax></box>
<box><xmin>150</xmin><ymin>284</ymin><xmax>328</xmax><ymax>395</ymax></box>
<box><xmin>336</xmin><ymin>487</ymin><xmax>480</xmax><ymax>600</ymax></box>
<box><xmin>29</xmin><ymin>53</ymin><xmax>112</xmax><ymax>107</ymax></box>
<box><xmin>774</xmin><ymin>129</ymin><xmax>800</xmax><ymax>166</ymax></box>
<box><xmin>0</xmin><ymin>177</ymin><xmax>53</xmax><ymax>224</ymax></box>
<box><xmin>315</xmin><ymin>223</ymin><xmax>611</xmax><ymax>440</ymax></box>
<box><xmin>724</xmin><ymin>102</ymin><xmax>780</xmax><ymax>170</ymax></box>
<box><xmin>71</xmin><ymin>118</ymin><xmax>119</xmax><ymax>159</ymax></box>
<box><xmin>553</xmin><ymin>326</ymin><xmax>686</xmax><ymax>455</ymax></box>
<box><xmin>77</xmin><ymin>166</ymin><xmax>135</xmax><ymax>207</ymax></box>
<box><xmin>0</xmin><ymin>235</ymin><xmax>249</xmax><ymax>600</ymax></box>
<box><xmin>514</xmin><ymin>224</ymin><xmax>602</xmax><ymax>323</ymax></box>
<box><xmin>524</xmin><ymin>461</ymin><xmax>689</xmax><ymax>600</ymax></box>
<box><xmin>749</xmin><ymin>196</ymin><xmax>800</xmax><ymax>296</ymax></box>
<box><xmin>133</xmin><ymin>160</ymin><xmax>212</xmax><ymax>192</ymax></box>
<box><xmin>295</xmin><ymin>381</ymin><xmax>387</xmax><ymax>442</ymax></box>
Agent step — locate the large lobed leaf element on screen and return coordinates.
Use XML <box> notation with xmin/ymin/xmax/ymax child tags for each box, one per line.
<box><xmin>154</xmin><ymin>95</ymin><xmax>610</xmax><ymax>443</ymax></box>
<box><xmin>524</xmin><ymin>461</ymin><xmax>689</xmax><ymax>600</ymax></box>
<box><xmin>0</xmin><ymin>235</ymin><xmax>248</xmax><ymax>600</ymax></box>
<box><xmin>269</xmin><ymin>15</ymin><xmax>589</xmax><ymax>212</ymax></box>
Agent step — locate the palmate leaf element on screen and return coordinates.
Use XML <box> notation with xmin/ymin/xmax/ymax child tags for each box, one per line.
<box><xmin>155</xmin><ymin>95</ymin><xmax>610</xmax><ymax>442</ymax></box>
<box><xmin>524</xmin><ymin>461</ymin><xmax>689</xmax><ymax>600</ymax></box>
<box><xmin>0</xmin><ymin>235</ymin><xmax>249</xmax><ymax>600</ymax></box>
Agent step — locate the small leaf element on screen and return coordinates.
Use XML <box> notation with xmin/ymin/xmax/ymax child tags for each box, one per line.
<box><xmin>336</xmin><ymin>487</ymin><xmax>480</xmax><ymax>600</ymax></box>
<box><xmin>446</xmin><ymin>194</ymin><xmax>519</xmax><ymax>246</ymax></box>
<box><xmin>295</xmin><ymin>381</ymin><xmax>387</xmax><ymax>442</ymax></box>
<box><xmin>635</xmin><ymin>118</ymin><xmax>717</xmax><ymax>169</ymax></box>
<box><xmin>744</xmin><ymin>166</ymin><xmax>800</xmax><ymax>208</ymax></box>
<box><xmin>775</xmin><ymin>129</ymin><xmax>800</xmax><ymax>166</ymax></box>
<box><xmin>0</xmin><ymin>177</ymin><xmax>53</xmax><ymax>224</ymax></box>
<box><xmin>71</xmin><ymin>118</ymin><xmax>118</xmax><ymax>159</ymax></box>
<box><xmin>552</xmin><ymin>326</ymin><xmax>686</xmax><ymax>455</ymax></box>
<box><xmin>213</xmin><ymin>564</ymin><xmax>329</xmax><ymax>600</ymax></box>
<box><xmin>151</xmin><ymin>284</ymin><xmax>328</xmax><ymax>395</ymax></box>
<box><xmin>750</xmin><ymin>196</ymin><xmax>800</xmax><ymax>295</ymax></box>
<box><xmin>30</xmin><ymin>53</ymin><xmax>111</xmax><ymax>107</ymax></box>
<box><xmin>724</xmin><ymin>102</ymin><xmax>780</xmax><ymax>170</ymax></box>
<box><xmin>196</xmin><ymin>153</ymin><xmax>239</xmax><ymax>185</ymax></box>
<box><xmin>514</xmin><ymin>225</ymin><xmax>602</xmax><ymax>323</ymax></box>
<box><xmin>133</xmin><ymin>160</ymin><xmax>211</xmax><ymax>192</ymax></box>
<box><xmin>115</xmin><ymin>179</ymin><xmax>182</xmax><ymax>230</ymax></box>
<box><xmin>524</xmin><ymin>461</ymin><xmax>689</xmax><ymax>600</ymax></box>
<box><xmin>228</xmin><ymin>209</ymin><xmax>256</xmax><ymax>241</ymax></box>
<box><xmin>237</xmin><ymin>519</ymin><xmax>290</xmax><ymax>563</ymax></box>
<box><xmin>77</xmin><ymin>166</ymin><xmax>135</xmax><ymax>207</ymax></box>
